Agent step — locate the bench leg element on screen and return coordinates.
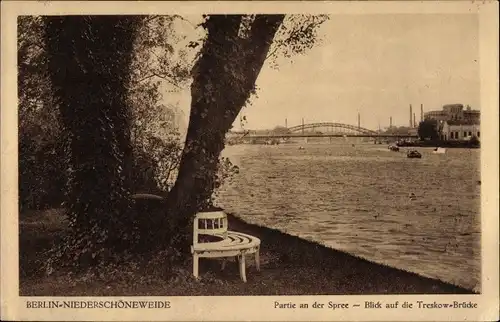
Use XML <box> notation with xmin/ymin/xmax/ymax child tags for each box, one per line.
<box><xmin>255</xmin><ymin>248</ymin><xmax>260</xmax><ymax>271</ymax></box>
<box><xmin>221</xmin><ymin>259</ymin><xmax>226</xmax><ymax>271</ymax></box>
<box><xmin>238</xmin><ymin>254</ymin><xmax>247</xmax><ymax>282</ymax></box>
<box><xmin>193</xmin><ymin>254</ymin><xmax>199</xmax><ymax>279</ymax></box>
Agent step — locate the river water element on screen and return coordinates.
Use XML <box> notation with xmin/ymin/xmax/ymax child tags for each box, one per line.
<box><xmin>217</xmin><ymin>141</ymin><xmax>481</xmax><ymax>292</ymax></box>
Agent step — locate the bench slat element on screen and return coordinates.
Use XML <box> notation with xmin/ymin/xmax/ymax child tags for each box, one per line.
<box><xmin>198</xmin><ymin>227</ymin><xmax>227</xmax><ymax>235</ymax></box>
<box><xmin>196</xmin><ymin>211</ymin><xmax>226</xmax><ymax>219</ymax></box>
<box><xmin>193</xmin><ymin>231</ymin><xmax>260</xmax><ymax>251</ymax></box>
<box><xmin>193</xmin><ymin>242</ymin><xmax>259</xmax><ymax>251</ymax></box>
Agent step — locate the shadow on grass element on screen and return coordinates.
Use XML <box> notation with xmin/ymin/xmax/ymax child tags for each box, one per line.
<box><xmin>19</xmin><ymin>208</ymin><xmax>476</xmax><ymax>296</ymax></box>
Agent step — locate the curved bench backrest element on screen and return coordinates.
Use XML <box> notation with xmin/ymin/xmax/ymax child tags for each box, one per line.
<box><xmin>193</xmin><ymin>211</ymin><xmax>228</xmax><ymax>245</ymax></box>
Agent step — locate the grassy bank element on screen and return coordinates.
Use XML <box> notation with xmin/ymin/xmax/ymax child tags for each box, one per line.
<box><xmin>19</xmin><ymin>209</ymin><xmax>475</xmax><ymax>296</ymax></box>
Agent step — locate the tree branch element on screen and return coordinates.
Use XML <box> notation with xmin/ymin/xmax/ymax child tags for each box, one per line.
<box><xmin>265</xmin><ymin>45</ymin><xmax>280</xmax><ymax>60</ymax></box>
<box><xmin>134</xmin><ymin>71</ymin><xmax>182</xmax><ymax>88</ymax></box>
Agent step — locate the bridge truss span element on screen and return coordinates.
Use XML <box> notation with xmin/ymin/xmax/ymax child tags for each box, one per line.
<box><xmin>287</xmin><ymin>122</ymin><xmax>378</xmax><ymax>135</ymax></box>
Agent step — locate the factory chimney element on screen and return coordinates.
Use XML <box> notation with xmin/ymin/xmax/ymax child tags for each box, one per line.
<box><xmin>409</xmin><ymin>104</ymin><xmax>413</xmax><ymax>127</ymax></box>
<box><xmin>358</xmin><ymin>113</ymin><xmax>360</xmax><ymax>128</ymax></box>
<box><xmin>420</xmin><ymin>104</ymin><xmax>424</xmax><ymax>122</ymax></box>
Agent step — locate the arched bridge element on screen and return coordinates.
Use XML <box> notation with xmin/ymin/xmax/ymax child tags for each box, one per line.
<box><xmin>227</xmin><ymin>122</ymin><xmax>418</xmax><ymax>140</ymax></box>
<box><xmin>287</xmin><ymin>122</ymin><xmax>378</xmax><ymax>135</ymax></box>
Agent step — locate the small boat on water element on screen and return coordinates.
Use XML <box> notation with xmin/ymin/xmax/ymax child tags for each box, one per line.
<box><xmin>298</xmin><ymin>146</ymin><xmax>305</xmax><ymax>150</ymax></box>
<box><xmin>407</xmin><ymin>150</ymin><xmax>422</xmax><ymax>159</ymax></box>
<box><xmin>432</xmin><ymin>147</ymin><xmax>446</xmax><ymax>154</ymax></box>
<box><xmin>388</xmin><ymin>145</ymin><xmax>399</xmax><ymax>152</ymax></box>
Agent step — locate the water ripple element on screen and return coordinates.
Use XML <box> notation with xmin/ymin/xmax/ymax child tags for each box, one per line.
<box><xmin>218</xmin><ymin>142</ymin><xmax>480</xmax><ymax>291</ymax></box>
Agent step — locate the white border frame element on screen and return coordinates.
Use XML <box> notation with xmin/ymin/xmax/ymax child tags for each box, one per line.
<box><xmin>1</xmin><ymin>1</ymin><xmax>498</xmax><ymax>321</ymax></box>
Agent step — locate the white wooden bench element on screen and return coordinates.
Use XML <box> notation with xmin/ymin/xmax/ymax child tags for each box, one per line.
<box><xmin>191</xmin><ymin>211</ymin><xmax>260</xmax><ymax>282</ymax></box>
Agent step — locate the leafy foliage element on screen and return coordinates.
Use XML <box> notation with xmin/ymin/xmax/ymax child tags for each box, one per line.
<box><xmin>131</xmin><ymin>134</ymin><xmax>182</xmax><ymax>194</ymax></box>
<box><xmin>18</xmin><ymin>16</ymin><xmax>53</xmax><ymax>123</ymax></box>
<box><xmin>44</xmin><ymin>15</ymin><xmax>143</xmax><ymax>270</ymax></box>
<box><xmin>18</xmin><ymin>16</ymin><xmax>65</xmax><ymax>211</ymax></box>
<box><xmin>209</xmin><ymin>157</ymin><xmax>240</xmax><ymax>208</ymax></box>
<box><xmin>267</xmin><ymin>14</ymin><xmax>330</xmax><ymax>68</ymax></box>
<box><xmin>130</xmin><ymin>16</ymin><xmax>194</xmax><ymax>89</ymax></box>
<box><xmin>19</xmin><ymin>137</ymin><xmax>66</xmax><ymax>211</ymax></box>
<box><xmin>127</xmin><ymin>70</ymin><xmax>183</xmax><ymax>194</ymax></box>
<box><xmin>127</xmin><ymin>16</ymin><xmax>195</xmax><ymax>195</ymax></box>
<box><xmin>418</xmin><ymin>119</ymin><xmax>439</xmax><ymax>140</ymax></box>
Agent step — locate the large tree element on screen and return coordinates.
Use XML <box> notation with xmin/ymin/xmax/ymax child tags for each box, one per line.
<box><xmin>162</xmin><ymin>14</ymin><xmax>328</xmax><ymax>248</ymax></box>
<box><xmin>162</xmin><ymin>16</ymin><xmax>284</xmax><ymax>240</ymax></box>
<box><xmin>44</xmin><ymin>16</ymin><xmax>142</xmax><ymax>268</ymax></box>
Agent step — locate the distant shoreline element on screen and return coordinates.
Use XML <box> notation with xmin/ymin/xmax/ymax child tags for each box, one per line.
<box><xmin>396</xmin><ymin>140</ymin><xmax>480</xmax><ymax>149</ymax></box>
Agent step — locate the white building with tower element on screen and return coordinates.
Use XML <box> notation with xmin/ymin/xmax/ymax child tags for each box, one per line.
<box><xmin>424</xmin><ymin>104</ymin><xmax>480</xmax><ymax>123</ymax></box>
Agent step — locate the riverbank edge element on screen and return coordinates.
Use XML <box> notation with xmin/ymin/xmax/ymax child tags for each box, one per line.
<box><xmin>225</xmin><ymin>212</ymin><xmax>477</xmax><ymax>294</ymax></box>
<box><xmin>19</xmin><ymin>207</ymin><xmax>477</xmax><ymax>295</ymax></box>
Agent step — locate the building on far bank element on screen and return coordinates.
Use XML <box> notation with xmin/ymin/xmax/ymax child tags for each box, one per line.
<box><xmin>440</xmin><ymin>119</ymin><xmax>480</xmax><ymax>141</ymax></box>
<box><xmin>424</xmin><ymin>104</ymin><xmax>480</xmax><ymax>123</ymax></box>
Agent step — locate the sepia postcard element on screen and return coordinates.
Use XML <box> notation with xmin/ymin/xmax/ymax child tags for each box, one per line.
<box><xmin>1</xmin><ymin>1</ymin><xmax>499</xmax><ymax>321</ymax></box>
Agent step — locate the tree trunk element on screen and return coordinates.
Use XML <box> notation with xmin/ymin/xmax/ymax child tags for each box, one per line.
<box><xmin>44</xmin><ymin>16</ymin><xmax>141</xmax><ymax>265</ymax></box>
<box><xmin>163</xmin><ymin>15</ymin><xmax>284</xmax><ymax>247</ymax></box>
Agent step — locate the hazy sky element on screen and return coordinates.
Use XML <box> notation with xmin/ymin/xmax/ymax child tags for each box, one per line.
<box><xmin>169</xmin><ymin>14</ymin><xmax>480</xmax><ymax>131</ymax></box>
